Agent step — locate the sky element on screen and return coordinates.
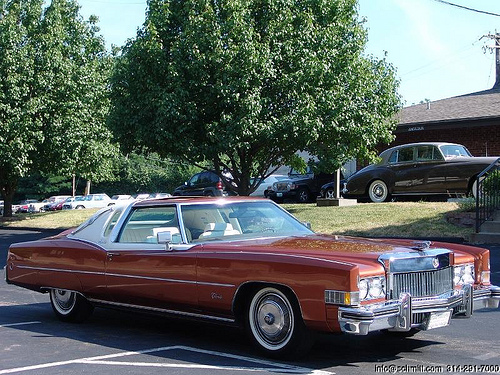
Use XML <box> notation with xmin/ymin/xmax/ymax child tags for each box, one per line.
<box><xmin>77</xmin><ymin>0</ymin><xmax>500</xmax><ymax>107</ymax></box>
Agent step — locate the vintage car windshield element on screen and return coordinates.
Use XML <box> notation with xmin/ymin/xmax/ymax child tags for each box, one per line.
<box><xmin>180</xmin><ymin>201</ymin><xmax>313</xmax><ymax>243</ymax></box>
<box><xmin>439</xmin><ymin>144</ymin><xmax>471</xmax><ymax>159</ymax></box>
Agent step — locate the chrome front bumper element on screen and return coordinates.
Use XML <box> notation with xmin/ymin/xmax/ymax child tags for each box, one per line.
<box><xmin>338</xmin><ymin>285</ymin><xmax>500</xmax><ymax>335</ymax></box>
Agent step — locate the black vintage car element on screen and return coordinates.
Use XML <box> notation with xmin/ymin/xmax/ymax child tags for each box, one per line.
<box><xmin>343</xmin><ymin>142</ymin><xmax>498</xmax><ymax>202</ymax></box>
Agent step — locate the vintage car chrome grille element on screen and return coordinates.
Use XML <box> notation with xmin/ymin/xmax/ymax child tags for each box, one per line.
<box><xmin>273</xmin><ymin>182</ymin><xmax>290</xmax><ymax>192</ymax></box>
<box><xmin>412</xmin><ymin>312</ymin><xmax>426</xmax><ymax>325</ymax></box>
<box><xmin>390</xmin><ymin>267</ymin><xmax>453</xmax><ymax>299</ymax></box>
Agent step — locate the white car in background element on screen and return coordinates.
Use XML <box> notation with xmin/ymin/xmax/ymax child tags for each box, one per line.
<box><xmin>28</xmin><ymin>199</ymin><xmax>51</xmax><ymax>213</ymax></box>
<box><xmin>249</xmin><ymin>175</ymin><xmax>289</xmax><ymax>197</ymax></box>
<box><xmin>133</xmin><ymin>193</ymin><xmax>151</xmax><ymax>200</ymax></box>
<box><xmin>63</xmin><ymin>193</ymin><xmax>112</xmax><ymax>209</ymax></box>
<box><xmin>109</xmin><ymin>195</ymin><xmax>135</xmax><ymax>205</ymax></box>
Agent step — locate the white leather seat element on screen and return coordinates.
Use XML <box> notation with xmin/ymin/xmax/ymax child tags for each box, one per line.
<box><xmin>199</xmin><ymin>223</ymin><xmax>240</xmax><ymax>239</ymax></box>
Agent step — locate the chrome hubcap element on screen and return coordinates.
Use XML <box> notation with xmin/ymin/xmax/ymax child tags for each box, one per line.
<box><xmin>52</xmin><ymin>289</ymin><xmax>76</xmax><ymax>312</ymax></box>
<box><xmin>253</xmin><ymin>292</ymin><xmax>293</xmax><ymax>347</ymax></box>
<box><xmin>264</xmin><ymin>313</ymin><xmax>275</xmax><ymax>325</ymax></box>
<box><xmin>373</xmin><ymin>185</ymin><xmax>384</xmax><ymax>198</ymax></box>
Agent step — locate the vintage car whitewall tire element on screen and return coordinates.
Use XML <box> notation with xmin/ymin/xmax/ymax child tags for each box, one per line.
<box><xmin>49</xmin><ymin>289</ymin><xmax>94</xmax><ymax>323</ymax></box>
<box><xmin>246</xmin><ymin>287</ymin><xmax>313</xmax><ymax>357</ymax></box>
<box><xmin>471</xmin><ymin>176</ymin><xmax>485</xmax><ymax>199</ymax></box>
<box><xmin>368</xmin><ymin>180</ymin><xmax>389</xmax><ymax>203</ymax></box>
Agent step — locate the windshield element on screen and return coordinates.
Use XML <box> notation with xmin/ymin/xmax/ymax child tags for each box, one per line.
<box><xmin>439</xmin><ymin>145</ymin><xmax>471</xmax><ymax>159</ymax></box>
<box><xmin>180</xmin><ymin>201</ymin><xmax>313</xmax><ymax>243</ymax></box>
<box><xmin>289</xmin><ymin>166</ymin><xmax>313</xmax><ymax>176</ymax></box>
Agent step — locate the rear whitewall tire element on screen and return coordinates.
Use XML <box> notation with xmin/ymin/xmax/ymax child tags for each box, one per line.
<box><xmin>368</xmin><ymin>180</ymin><xmax>389</xmax><ymax>203</ymax></box>
<box><xmin>49</xmin><ymin>289</ymin><xmax>93</xmax><ymax>323</ymax></box>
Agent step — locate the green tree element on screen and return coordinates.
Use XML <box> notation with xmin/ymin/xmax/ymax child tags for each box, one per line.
<box><xmin>0</xmin><ymin>0</ymin><xmax>117</xmax><ymax>216</ymax></box>
<box><xmin>93</xmin><ymin>152</ymin><xmax>199</xmax><ymax>195</ymax></box>
<box><xmin>110</xmin><ymin>0</ymin><xmax>401</xmax><ymax>195</ymax></box>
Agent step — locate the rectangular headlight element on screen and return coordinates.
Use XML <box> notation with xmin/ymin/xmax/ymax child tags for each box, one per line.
<box><xmin>358</xmin><ymin>276</ymin><xmax>386</xmax><ymax>301</ymax></box>
<box><xmin>454</xmin><ymin>263</ymin><xmax>475</xmax><ymax>286</ymax></box>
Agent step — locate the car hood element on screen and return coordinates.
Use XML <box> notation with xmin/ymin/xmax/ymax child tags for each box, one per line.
<box><xmin>275</xmin><ymin>175</ymin><xmax>312</xmax><ymax>184</ymax></box>
<box><xmin>459</xmin><ymin>156</ymin><xmax>499</xmax><ymax>164</ymax></box>
<box><xmin>201</xmin><ymin>234</ymin><xmax>469</xmax><ymax>266</ymax></box>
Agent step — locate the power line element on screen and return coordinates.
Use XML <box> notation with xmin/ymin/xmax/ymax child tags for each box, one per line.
<box><xmin>401</xmin><ymin>42</ymin><xmax>476</xmax><ymax>77</ymax></box>
<box><xmin>431</xmin><ymin>0</ymin><xmax>500</xmax><ymax>17</ymax></box>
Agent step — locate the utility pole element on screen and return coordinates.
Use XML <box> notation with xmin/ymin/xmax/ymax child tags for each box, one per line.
<box><xmin>481</xmin><ymin>32</ymin><xmax>500</xmax><ymax>89</ymax></box>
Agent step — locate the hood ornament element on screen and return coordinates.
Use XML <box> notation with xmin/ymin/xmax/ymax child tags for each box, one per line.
<box><xmin>412</xmin><ymin>240</ymin><xmax>432</xmax><ymax>252</ymax></box>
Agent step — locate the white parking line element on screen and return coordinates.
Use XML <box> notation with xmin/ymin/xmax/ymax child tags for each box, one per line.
<box><xmin>78</xmin><ymin>360</ymin><xmax>317</xmax><ymax>373</ymax></box>
<box><xmin>0</xmin><ymin>345</ymin><xmax>334</xmax><ymax>375</ymax></box>
<box><xmin>0</xmin><ymin>321</ymin><xmax>41</xmax><ymax>328</ymax></box>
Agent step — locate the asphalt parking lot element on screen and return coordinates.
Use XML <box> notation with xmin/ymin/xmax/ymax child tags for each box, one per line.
<box><xmin>1</xmin><ymin>229</ymin><xmax>500</xmax><ymax>375</ymax></box>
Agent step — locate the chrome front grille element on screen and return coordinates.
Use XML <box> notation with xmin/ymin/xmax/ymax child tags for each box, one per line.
<box><xmin>390</xmin><ymin>267</ymin><xmax>453</xmax><ymax>299</ymax></box>
<box><xmin>273</xmin><ymin>182</ymin><xmax>290</xmax><ymax>192</ymax></box>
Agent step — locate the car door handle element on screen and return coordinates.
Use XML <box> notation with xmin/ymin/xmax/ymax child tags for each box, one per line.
<box><xmin>107</xmin><ymin>252</ymin><xmax>121</xmax><ymax>260</ymax></box>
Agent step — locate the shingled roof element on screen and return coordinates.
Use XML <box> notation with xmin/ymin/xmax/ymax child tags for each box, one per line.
<box><xmin>398</xmin><ymin>87</ymin><xmax>500</xmax><ymax>125</ymax></box>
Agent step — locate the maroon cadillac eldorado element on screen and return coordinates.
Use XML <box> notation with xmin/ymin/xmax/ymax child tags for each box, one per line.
<box><xmin>5</xmin><ymin>197</ymin><xmax>500</xmax><ymax>357</ymax></box>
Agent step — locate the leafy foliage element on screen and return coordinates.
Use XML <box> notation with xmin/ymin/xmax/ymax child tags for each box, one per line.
<box><xmin>110</xmin><ymin>0</ymin><xmax>401</xmax><ymax>195</ymax></box>
<box><xmin>17</xmin><ymin>173</ymin><xmax>73</xmax><ymax>200</ymax></box>
<box><xmin>14</xmin><ymin>153</ymin><xmax>197</xmax><ymax>201</ymax></box>
<box><xmin>482</xmin><ymin>170</ymin><xmax>500</xmax><ymax>198</ymax></box>
<box><xmin>0</xmin><ymin>0</ymin><xmax>117</xmax><ymax>216</ymax></box>
<box><xmin>93</xmin><ymin>152</ymin><xmax>199</xmax><ymax>195</ymax></box>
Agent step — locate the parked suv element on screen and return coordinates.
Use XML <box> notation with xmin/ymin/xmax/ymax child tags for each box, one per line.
<box><xmin>267</xmin><ymin>166</ymin><xmax>336</xmax><ymax>203</ymax></box>
<box><xmin>173</xmin><ymin>171</ymin><xmax>235</xmax><ymax>197</ymax></box>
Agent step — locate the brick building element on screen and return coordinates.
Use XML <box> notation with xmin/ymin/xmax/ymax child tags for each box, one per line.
<box><xmin>393</xmin><ymin>87</ymin><xmax>500</xmax><ymax>157</ymax></box>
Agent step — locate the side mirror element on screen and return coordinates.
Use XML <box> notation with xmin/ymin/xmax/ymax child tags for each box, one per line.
<box><xmin>157</xmin><ymin>231</ymin><xmax>173</xmax><ymax>251</ymax></box>
<box><xmin>302</xmin><ymin>222</ymin><xmax>312</xmax><ymax>230</ymax></box>
<box><xmin>184</xmin><ymin>181</ymin><xmax>188</xmax><ymax>186</ymax></box>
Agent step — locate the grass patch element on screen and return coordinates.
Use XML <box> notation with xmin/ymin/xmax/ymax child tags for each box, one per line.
<box><xmin>0</xmin><ymin>209</ymin><xmax>99</xmax><ymax>230</ymax></box>
<box><xmin>1</xmin><ymin>202</ymin><xmax>472</xmax><ymax>240</ymax></box>
<box><xmin>283</xmin><ymin>201</ymin><xmax>472</xmax><ymax>240</ymax></box>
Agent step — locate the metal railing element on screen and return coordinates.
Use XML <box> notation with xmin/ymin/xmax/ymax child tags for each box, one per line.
<box><xmin>475</xmin><ymin>158</ymin><xmax>500</xmax><ymax>233</ymax></box>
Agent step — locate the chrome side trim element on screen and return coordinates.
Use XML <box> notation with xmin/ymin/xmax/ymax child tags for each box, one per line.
<box><xmin>15</xmin><ymin>265</ymin><xmax>234</xmax><ymax>288</ymax></box>
<box><xmin>201</xmin><ymin>251</ymin><xmax>356</xmax><ymax>268</ymax></box>
<box><xmin>105</xmin><ymin>272</ymin><xmax>235</xmax><ymax>287</ymax></box>
<box><xmin>18</xmin><ymin>265</ymin><xmax>106</xmax><ymax>276</ymax></box>
<box><xmin>87</xmin><ymin>298</ymin><xmax>235</xmax><ymax>323</ymax></box>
